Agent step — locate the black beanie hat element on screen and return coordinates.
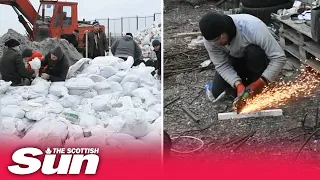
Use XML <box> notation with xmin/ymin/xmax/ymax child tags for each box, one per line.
<box><xmin>4</xmin><ymin>39</ymin><xmax>20</xmax><ymax>48</ymax></box>
<box><xmin>199</xmin><ymin>12</ymin><xmax>228</xmax><ymax>40</ymax></box>
<box><xmin>22</xmin><ymin>49</ymin><xmax>33</xmax><ymax>58</ymax></box>
<box><xmin>152</xmin><ymin>40</ymin><xmax>161</xmax><ymax>47</ymax></box>
<box><xmin>126</xmin><ymin>33</ymin><xmax>133</xmax><ymax>38</ymax></box>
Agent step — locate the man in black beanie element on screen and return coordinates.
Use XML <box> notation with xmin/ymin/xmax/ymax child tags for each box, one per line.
<box><xmin>199</xmin><ymin>12</ymin><xmax>286</xmax><ymax>103</ymax></box>
<box><xmin>0</xmin><ymin>39</ymin><xmax>37</xmax><ymax>86</ymax></box>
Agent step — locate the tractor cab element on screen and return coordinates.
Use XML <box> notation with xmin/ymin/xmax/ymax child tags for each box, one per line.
<box><xmin>34</xmin><ymin>0</ymin><xmax>78</xmax><ymax>41</ymax></box>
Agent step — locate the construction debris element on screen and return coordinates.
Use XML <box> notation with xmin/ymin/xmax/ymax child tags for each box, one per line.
<box><xmin>217</xmin><ymin>109</ymin><xmax>283</xmax><ymax>120</ymax></box>
<box><xmin>0</xmin><ymin>29</ymin><xmax>83</xmax><ymax>65</ymax></box>
<box><xmin>182</xmin><ymin>106</ymin><xmax>200</xmax><ymax>123</ymax></box>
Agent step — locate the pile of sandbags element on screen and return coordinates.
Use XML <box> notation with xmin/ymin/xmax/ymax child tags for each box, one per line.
<box><xmin>0</xmin><ymin>55</ymin><xmax>161</xmax><ymax>155</ymax></box>
<box><xmin>134</xmin><ymin>23</ymin><xmax>161</xmax><ymax>61</ymax></box>
<box><xmin>0</xmin><ymin>29</ymin><xmax>82</xmax><ymax>65</ymax></box>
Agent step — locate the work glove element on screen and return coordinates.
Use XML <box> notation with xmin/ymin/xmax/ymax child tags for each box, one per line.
<box><xmin>236</xmin><ymin>83</ymin><xmax>245</xmax><ymax>97</ymax></box>
<box><xmin>246</xmin><ymin>77</ymin><xmax>267</xmax><ymax>96</ymax></box>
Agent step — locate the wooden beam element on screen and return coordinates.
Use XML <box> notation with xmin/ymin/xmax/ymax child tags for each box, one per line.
<box><xmin>173</xmin><ymin>32</ymin><xmax>202</xmax><ymax>38</ymax></box>
<box><xmin>218</xmin><ymin>109</ymin><xmax>283</xmax><ymax>120</ymax></box>
<box><xmin>182</xmin><ymin>107</ymin><xmax>200</xmax><ymax>123</ymax></box>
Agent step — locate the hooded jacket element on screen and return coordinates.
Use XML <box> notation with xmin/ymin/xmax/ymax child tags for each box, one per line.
<box><xmin>0</xmin><ymin>48</ymin><xmax>35</xmax><ymax>85</ymax></box>
<box><xmin>111</xmin><ymin>35</ymin><xmax>142</xmax><ymax>60</ymax></box>
<box><xmin>40</xmin><ymin>47</ymin><xmax>70</xmax><ymax>82</ymax></box>
<box><xmin>203</xmin><ymin>14</ymin><xmax>286</xmax><ymax>87</ymax></box>
<box><xmin>154</xmin><ymin>44</ymin><xmax>161</xmax><ymax>75</ymax></box>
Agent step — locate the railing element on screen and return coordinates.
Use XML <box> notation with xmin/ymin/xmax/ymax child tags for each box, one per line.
<box><xmin>91</xmin><ymin>13</ymin><xmax>161</xmax><ymax>39</ymax></box>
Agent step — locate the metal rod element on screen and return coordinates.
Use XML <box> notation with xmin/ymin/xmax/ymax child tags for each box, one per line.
<box><xmin>85</xmin><ymin>31</ymin><xmax>88</xmax><ymax>58</ymax></box>
<box><xmin>137</xmin><ymin>15</ymin><xmax>139</xmax><ymax>30</ymax></box>
<box><xmin>121</xmin><ymin>17</ymin><xmax>123</xmax><ymax>36</ymax></box>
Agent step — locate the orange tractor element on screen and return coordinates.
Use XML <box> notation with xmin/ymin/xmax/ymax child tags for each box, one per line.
<box><xmin>0</xmin><ymin>0</ymin><xmax>105</xmax><ymax>53</ymax></box>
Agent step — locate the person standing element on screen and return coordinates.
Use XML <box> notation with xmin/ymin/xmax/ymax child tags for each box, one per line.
<box><xmin>0</xmin><ymin>39</ymin><xmax>37</xmax><ymax>86</ymax></box>
<box><xmin>111</xmin><ymin>33</ymin><xmax>142</xmax><ymax>66</ymax></box>
<box><xmin>84</xmin><ymin>21</ymin><xmax>108</xmax><ymax>59</ymax></box>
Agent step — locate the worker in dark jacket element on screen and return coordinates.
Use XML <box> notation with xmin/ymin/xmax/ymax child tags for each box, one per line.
<box><xmin>40</xmin><ymin>46</ymin><xmax>69</xmax><ymax>82</ymax></box>
<box><xmin>84</xmin><ymin>22</ymin><xmax>108</xmax><ymax>59</ymax></box>
<box><xmin>111</xmin><ymin>33</ymin><xmax>142</xmax><ymax>66</ymax></box>
<box><xmin>0</xmin><ymin>39</ymin><xmax>37</xmax><ymax>86</ymax></box>
<box><xmin>152</xmin><ymin>40</ymin><xmax>161</xmax><ymax>77</ymax></box>
<box><xmin>61</xmin><ymin>29</ymin><xmax>79</xmax><ymax>49</ymax></box>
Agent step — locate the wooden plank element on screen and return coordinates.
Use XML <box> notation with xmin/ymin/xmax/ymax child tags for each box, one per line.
<box><xmin>182</xmin><ymin>107</ymin><xmax>200</xmax><ymax>123</ymax></box>
<box><xmin>274</xmin><ymin>14</ymin><xmax>312</xmax><ymax>38</ymax></box>
<box><xmin>218</xmin><ymin>109</ymin><xmax>283</xmax><ymax>120</ymax></box>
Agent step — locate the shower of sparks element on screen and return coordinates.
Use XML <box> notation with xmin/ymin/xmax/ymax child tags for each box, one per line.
<box><xmin>240</xmin><ymin>69</ymin><xmax>320</xmax><ymax>114</ymax></box>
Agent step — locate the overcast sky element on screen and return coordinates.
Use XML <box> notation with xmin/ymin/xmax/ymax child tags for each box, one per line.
<box><xmin>0</xmin><ymin>0</ymin><xmax>162</xmax><ymax>35</ymax></box>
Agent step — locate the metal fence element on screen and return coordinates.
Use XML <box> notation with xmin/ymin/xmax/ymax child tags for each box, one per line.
<box><xmin>93</xmin><ymin>13</ymin><xmax>161</xmax><ymax>39</ymax></box>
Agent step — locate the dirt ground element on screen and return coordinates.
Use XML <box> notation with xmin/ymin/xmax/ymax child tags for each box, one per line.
<box><xmin>163</xmin><ymin>2</ymin><xmax>320</xmax><ymax>166</ymax></box>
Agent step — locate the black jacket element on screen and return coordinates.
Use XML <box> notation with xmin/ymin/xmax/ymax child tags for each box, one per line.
<box><xmin>41</xmin><ymin>47</ymin><xmax>70</xmax><ymax>82</ymax></box>
<box><xmin>61</xmin><ymin>33</ymin><xmax>78</xmax><ymax>49</ymax></box>
<box><xmin>83</xmin><ymin>30</ymin><xmax>108</xmax><ymax>58</ymax></box>
<box><xmin>0</xmin><ymin>48</ymin><xmax>35</xmax><ymax>85</ymax></box>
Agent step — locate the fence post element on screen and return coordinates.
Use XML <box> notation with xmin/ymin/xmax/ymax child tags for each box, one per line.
<box><xmin>137</xmin><ymin>15</ymin><xmax>139</xmax><ymax>30</ymax></box>
<box><xmin>145</xmin><ymin>17</ymin><xmax>147</xmax><ymax>28</ymax></box>
<box><xmin>107</xmin><ymin>18</ymin><xmax>110</xmax><ymax>40</ymax></box>
<box><xmin>154</xmin><ymin>13</ymin><xmax>156</xmax><ymax>22</ymax></box>
<box><xmin>121</xmin><ymin>17</ymin><xmax>123</xmax><ymax>36</ymax></box>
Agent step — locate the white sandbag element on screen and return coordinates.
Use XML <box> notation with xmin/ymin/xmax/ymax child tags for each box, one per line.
<box><xmin>82</xmin><ymin>64</ymin><xmax>101</xmax><ymax>74</ymax></box>
<box><xmin>150</xmin><ymin>116</ymin><xmax>162</xmax><ymax>133</ymax></box>
<box><xmin>21</xmin><ymin>101</ymin><xmax>42</xmax><ymax>112</ymax></box>
<box><xmin>105</xmin><ymin>116</ymin><xmax>125</xmax><ymax>133</ymax></box>
<box><xmin>120</xmin><ymin>74</ymin><xmax>140</xmax><ymax>85</ymax></box>
<box><xmin>79</xmin><ymin>113</ymin><xmax>98</xmax><ymax>128</ymax></box>
<box><xmin>107</xmin><ymin>75</ymin><xmax>122</xmax><ymax>83</ymax></box>
<box><xmin>65</xmin><ymin>78</ymin><xmax>95</xmax><ymax>90</ymax></box>
<box><xmin>47</xmin><ymin>94</ymin><xmax>60</xmax><ymax>101</ymax></box>
<box><xmin>90</xmin><ymin>56</ymin><xmax>121</xmax><ymax>66</ymax></box>
<box><xmin>115</xmin><ymin>56</ymin><xmax>134</xmax><ymax>70</ymax></box>
<box><xmin>1</xmin><ymin>94</ymin><xmax>23</xmax><ymax>106</ymax></box>
<box><xmin>122</xmin><ymin>82</ymin><xmax>139</xmax><ymax>95</ymax></box>
<box><xmin>132</xmin><ymin>88</ymin><xmax>157</xmax><ymax>106</ymax></box>
<box><xmin>67</xmin><ymin>58</ymin><xmax>91</xmax><ymax>78</ymax></box>
<box><xmin>109</xmin><ymin>82</ymin><xmax>123</xmax><ymax>92</ymax></box>
<box><xmin>100</xmin><ymin>66</ymin><xmax>117</xmax><ymax>78</ymax></box>
<box><xmin>132</xmin><ymin>97</ymin><xmax>146</xmax><ymax>109</ymax></box>
<box><xmin>29</xmin><ymin>96</ymin><xmax>47</xmax><ymax>105</ymax></box>
<box><xmin>44</xmin><ymin>101</ymin><xmax>64</xmax><ymax>114</ymax></box>
<box><xmin>87</xmin><ymin>74</ymin><xmax>106</xmax><ymax>82</ymax></box>
<box><xmin>69</xmin><ymin>89</ymin><xmax>88</xmax><ymax>95</ymax></box>
<box><xmin>49</xmin><ymin>82</ymin><xmax>68</xmax><ymax>97</ymax></box>
<box><xmin>93</xmin><ymin>80</ymin><xmax>111</xmax><ymax>91</ymax></box>
<box><xmin>138</xmin><ymin>130</ymin><xmax>161</xmax><ymax>151</ymax></box>
<box><xmin>91</xmin><ymin>125</ymin><xmax>106</xmax><ymax>137</ymax></box>
<box><xmin>148</xmin><ymin>104</ymin><xmax>161</xmax><ymax>114</ymax></box>
<box><xmin>96</xmin><ymin>112</ymin><xmax>111</xmax><ymax>127</ymax></box>
<box><xmin>118</xmin><ymin>108</ymin><xmax>151</xmax><ymax>138</ymax></box>
<box><xmin>82</xmin><ymin>89</ymin><xmax>98</xmax><ymax>98</ymax></box>
<box><xmin>25</xmin><ymin>108</ymin><xmax>47</xmax><ymax>121</ymax></box>
<box><xmin>2</xmin><ymin>105</ymin><xmax>25</xmax><ymax>118</ymax></box>
<box><xmin>67</xmin><ymin>124</ymin><xmax>84</xmax><ymax>140</ymax></box>
<box><xmin>91</xmin><ymin>95</ymin><xmax>116</xmax><ymax>111</ymax></box>
<box><xmin>2</xmin><ymin>117</ymin><xmax>19</xmax><ymax>134</ymax></box>
<box><xmin>22</xmin><ymin>117</ymin><xmax>68</xmax><ymax>147</ymax></box>
<box><xmin>146</xmin><ymin>110</ymin><xmax>160</xmax><ymax>123</ymax></box>
<box><xmin>106</xmin><ymin>133</ymin><xmax>136</xmax><ymax>142</ymax></box>
<box><xmin>28</xmin><ymin>57</ymin><xmax>41</xmax><ymax>70</ymax></box>
<box><xmin>30</xmin><ymin>78</ymin><xmax>50</xmax><ymax>95</ymax></box>
<box><xmin>117</xmin><ymin>140</ymin><xmax>147</xmax><ymax>151</ymax></box>
<box><xmin>115</xmin><ymin>71</ymin><xmax>128</xmax><ymax>78</ymax></box>
<box><xmin>0</xmin><ymin>80</ymin><xmax>12</xmax><ymax>94</ymax></box>
<box><xmin>16</xmin><ymin>118</ymin><xmax>35</xmax><ymax>133</ymax></box>
<box><xmin>58</xmin><ymin>95</ymin><xmax>81</xmax><ymax>109</ymax></box>
<box><xmin>118</xmin><ymin>96</ymin><xmax>134</xmax><ymax>109</ymax></box>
